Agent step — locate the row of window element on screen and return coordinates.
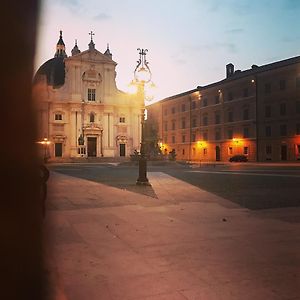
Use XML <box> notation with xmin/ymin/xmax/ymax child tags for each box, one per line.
<box><xmin>163</xmin><ymin>101</ymin><xmax>300</xmax><ymax>130</ymax></box>
<box><xmin>166</xmin><ymin>93</ymin><xmax>250</xmax><ymax>115</ymax></box>
<box><xmin>166</xmin><ymin>96</ymin><xmax>243</xmax><ymax>114</ymax></box>
<box><xmin>182</xmin><ymin>146</ymin><xmax>250</xmax><ymax>156</ymax></box>
<box><xmin>166</xmin><ymin>122</ymin><xmax>300</xmax><ymax>143</ymax></box>
<box><xmin>180</xmin><ymin>144</ymin><xmax>300</xmax><ymax>158</ymax></box>
<box><xmin>53</xmin><ymin>89</ymin><xmax>97</xmax><ymax>103</ymax></box>
<box><xmin>265</xmin><ymin>123</ymin><xmax>300</xmax><ymax>137</ymax></box>
<box><xmin>54</xmin><ymin>113</ymin><xmax>126</xmax><ymax>123</ymax></box>
<box><xmin>265</xmin><ymin>145</ymin><xmax>300</xmax><ymax>156</ymax></box>
<box><xmin>165</xmin><ymin>127</ymin><xmax>251</xmax><ymax>144</ymax></box>
<box><xmin>264</xmin><ymin>77</ymin><xmax>300</xmax><ymax>94</ymax></box>
<box><xmin>164</xmin><ymin>122</ymin><xmax>300</xmax><ymax>144</ymax></box>
<box><xmin>166</xmin><ymin>89</ymin><xmax>253</xmax><ymax>115</ymax></box>
<box><xmin>165</xmin><ymin>100</ymin><xmax>300</xmax><ymax>120</ymax></box>
<box><xmin>164</xmin><ymin>108</ymin><xmax>250</xmax><ymax>130</ymax></box>
<box><xmin>164</xmin><ymin>77</ymin><xmax>300</xmax><ymax>115</ymax></box>
<box><xmin>264</xmin><ymin>101</ymin><xmax>300</xmax><ymax>117</ymax></box>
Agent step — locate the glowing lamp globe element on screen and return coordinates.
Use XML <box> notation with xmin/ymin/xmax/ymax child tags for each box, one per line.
<box><xmin>136</xmin><ymin>66</ymin><xmax>151</xmax><ymax>83</ymax></box>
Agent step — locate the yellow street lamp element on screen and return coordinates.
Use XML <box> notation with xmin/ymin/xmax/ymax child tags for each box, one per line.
<box><xmin>232</xmin><ymin>138</ymin><xmax>243</xmax><ymax>145</ymax></box>
<box><xmin>197</xmin><ymin>140</ymin><xmax>207</xmax><ymax>148</ymax></box>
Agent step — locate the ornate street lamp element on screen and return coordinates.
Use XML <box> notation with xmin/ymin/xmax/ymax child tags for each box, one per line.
<box><xmin>133</xmin><ymin>48</ymin><xmax>153</xmax><ymax>185</ymax></box>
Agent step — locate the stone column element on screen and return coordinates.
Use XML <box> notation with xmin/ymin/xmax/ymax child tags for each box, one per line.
<box><xmin>103</xmin><ymin>113</ymin><xmax>108</xmax><ymax>148</ymax></box>
<box><xmin>69</xmin><ymin>109</ymin><xmax>78</xmax><ymax>157</ymax></box>
<box><xmin>108</xmin><ymin>113</ymin><xmax>114</xmax><ymax>149</ymax></box>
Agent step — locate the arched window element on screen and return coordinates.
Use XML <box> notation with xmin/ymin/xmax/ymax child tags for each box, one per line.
<box><xmin>90</xmin><ymin>113</ymin><xmax>95</xmax><ymax>123</ymax></box>
<box><xmin>54</xmin><ymin>111</ymin><xmax>63</xmax><ymax>121</ymax></box>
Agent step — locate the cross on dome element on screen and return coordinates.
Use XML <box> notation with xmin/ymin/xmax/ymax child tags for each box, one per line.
<box><xmin>89</xmin><ymin>31</ymin><xmax>95</xmax><ymax>42</ymax></box>
<box><xmin>88</xmin><ymin>31</ymin><xmax>96</xmax><ymax>50</ymax></box>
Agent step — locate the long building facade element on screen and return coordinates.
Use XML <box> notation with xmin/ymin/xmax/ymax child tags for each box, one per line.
<box><xmin>33</xmin><ymin>31</ymin><xmax>143</xmax><ymax>161</ymax></box>
<box><xmin>147</xmin><ymin>56</ymin><xmax>300</xmax><ymax>162</ymax></box>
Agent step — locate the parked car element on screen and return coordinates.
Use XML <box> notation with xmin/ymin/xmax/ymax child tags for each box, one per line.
<box><xmin>229</xmin><ymin>155</ymin><xmax>248</xmax><ymax>162</ymax></box>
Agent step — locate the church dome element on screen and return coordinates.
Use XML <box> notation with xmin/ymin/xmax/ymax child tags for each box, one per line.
<box><xmin>33</xmin><ymin>31</ymin><xmax>67</xmax><ymax>88</ymax></box>
<box><xmin>33</xmin><ymin>56</ymin><xmax>65</xmax><ymax>88</ymax></box>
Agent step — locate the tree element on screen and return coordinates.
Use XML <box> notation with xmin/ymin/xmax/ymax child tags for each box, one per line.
<box><xmin>144</xmin><ymin>119</ymin><xmax>162</xmax><ymax>159</ymax></box>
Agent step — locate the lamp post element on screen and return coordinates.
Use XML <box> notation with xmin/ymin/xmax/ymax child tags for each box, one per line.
<box><xmin>40</xmin><ymin>138</ymin><xmax>51</xmax><ymax>163</ymax></box>
<box><xmin>100</xmin><ymin>129</ymin><xmax>104</xmax><ymax>157</ymax></box>
<box><xmin>133</xmin><ymin>48</ymin><xmax>153</xmax><ymax>185</ymax></box>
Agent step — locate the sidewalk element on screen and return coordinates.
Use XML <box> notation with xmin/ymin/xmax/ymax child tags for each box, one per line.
<box><xmin>184</xmin><ymin>160</ymin><xmax>300</xmax><ymax>167</ymax></box>
<box><xmin>45</xmin><ymin>171</ymin><xmax>300</xmax><ymax>300</ymax></box>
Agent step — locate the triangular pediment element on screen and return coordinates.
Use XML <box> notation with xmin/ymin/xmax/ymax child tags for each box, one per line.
<box><xmin>66</xmin><ymin>49</ymin><xmax>117</xmax><ymax>65</ymax></box>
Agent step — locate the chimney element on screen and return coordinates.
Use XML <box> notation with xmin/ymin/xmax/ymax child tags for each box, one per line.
<box><xmin>226</xmin><ymin>63</ymin><xmax>234</xmax><ymax>78</ymax></box>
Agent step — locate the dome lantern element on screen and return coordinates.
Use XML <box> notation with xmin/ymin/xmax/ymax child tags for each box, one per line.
<box><xmin>88</xmin><ymin>31</ymin><xmax>95</xmax><ymax>50</ymax></box>
<box><xmin>54</xmin><ymin>30</ymin><xmax>67</xmax><ymax>58</ymax></box>
<box><xmin>104</xmin><ymin>43</ymin><xmax>112</xmax><ymax>59</ymax></box>
<box><xmin>71</xmin><ymin>39</ymin><xmax>81</xmax><ymax>56</ymax></box>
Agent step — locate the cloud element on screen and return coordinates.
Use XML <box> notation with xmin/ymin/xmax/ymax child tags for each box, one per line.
<box><xmin>170</xmin><ymin>52</ymin><xmax>188</xmax><ymax>65</ymax></box>
<box><xmin>48</xmin><ymin>0</ymin><xmax>81</xmax><ymax>15</ymax></box>
<box><xmin>207</xmin><ymin>0</ymin><xmax>222</xmax><ymax>12</ymax></box>
<box><xmin>283</xmin><ymin>0</ymin><xmax>300</xmax><ymax>10</ymax></box>
<box><xmin>207</xmin><ymin>0</ymin><xmax>254</xmax><ymax>15</ymax></box>
<box><xmin>93</xmin><ymin>12</ymin><xmax>111</xmax><ymax>21</ymax></box>
<box><xmin>281</xmin><ymin>36</ymin><xmax>300</xmax><ymax>43</ymax></box>
<box><xmin>225</xmin><ymin>42</ymin><xmax>238</xmax><ymax>53</ymax></box>
<box><xmin>187</xmin><ymin>42</ymin><xmax>237</xmax><ymax>54</ymax></box>
<box><xmin>225</xmin><ymin>28</ymin><xmax>244</xmax><ymax>34</ymax></box>
<box><xmin>231</xmin><ymin>2</ymin><xmax>253</xmax><ymax>15</ymax></box>
<box><xmin>202</xmin><ymin>42</ymin><xmax>238</xmax><ymax>53</ymax></box>
<box><xmin>65</xmin><ymin>0</ymin><xmax>79</xmax><ymax>5</ymax></box>
<box><xmin>53</xmin><ymin>0</ymin><xmax>80</xmax><ymax>7</ymax></box>
<box><xmin>174</xmin><ymin>58</ymin><xmax>187</xmax><ymax>65</ymax></box>
<box><xmin>175</xmin><ymin>42</ymin><xmax>238</xmax><ymax>61</ymax></box>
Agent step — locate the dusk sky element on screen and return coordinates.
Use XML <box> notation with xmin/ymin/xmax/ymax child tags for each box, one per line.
<box><xmin>35</xmin><ymin>0</ymin><xmax>300</xmax><ymax>102</ymax></box>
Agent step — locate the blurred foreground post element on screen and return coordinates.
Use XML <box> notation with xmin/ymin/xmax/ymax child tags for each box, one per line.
<box><xmin>0</xmin><ymin>1</ymin><xmax>45</xmax><ymax>300</ymax></box>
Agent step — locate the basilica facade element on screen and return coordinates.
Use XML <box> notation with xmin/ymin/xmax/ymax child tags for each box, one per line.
<box><xmin>33</xmin><ymin>31</ymin><xmax>143</xmax><ymax>161</ymax></box>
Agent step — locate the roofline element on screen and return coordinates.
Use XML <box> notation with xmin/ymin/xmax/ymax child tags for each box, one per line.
<box><xmin>155</xmin><ymin>88</ymin><xmax>198</xmax><ymax>104</ymax></box>
<box><xmin>65</xmin><ymin>48</ymin><xmax>117</xmax><ymax>65</ymax></box>
<box><xmin>152</xmin><ymin>54</ymin><xmax>300</xmax><ymax>104</ymax></box>
<box><xmin>198</xmin><ymin>55</ymin><xmax>300</xmax><ymax>90</ymax></box>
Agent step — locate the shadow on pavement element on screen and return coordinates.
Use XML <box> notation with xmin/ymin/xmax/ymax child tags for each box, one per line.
<box><xmin>49</xmin><ymin>164</ymin><xmax>158</xmax><ymax>199</ymax></box>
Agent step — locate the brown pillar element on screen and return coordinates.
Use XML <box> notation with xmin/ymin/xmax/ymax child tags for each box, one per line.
<box><xmin>0</xmin><ymin>2</ymin><xmax>45</xmax><ymax>300</ymax></box>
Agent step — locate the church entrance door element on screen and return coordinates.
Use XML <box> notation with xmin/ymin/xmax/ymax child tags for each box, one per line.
<box><xmin>120</xmin><ymin>144</ymin><xmax>125</xmax><ymax>157</ymax></box>
<box><xmin>87</xmin><ymin>137</ymin><xmax>97</xmax><ymax>157</ymax></box>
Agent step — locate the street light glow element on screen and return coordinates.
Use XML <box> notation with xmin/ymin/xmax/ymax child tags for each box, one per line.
<box><xmin>232</xmin><ymin>138</ymin><xmax>243</xmax><ymax>145</ymax></box>
<box><xmin>37</xmin><ymin>138</ymin><xmax>51</xmax><ymax>163</ymax></box>
<box><xmin>197</xmin><ymin>141</ymin><xmax>207</xmax><ymax>147</ymax></box>
<box><xmin>136</xmin><ymin>67</ymin><xmax>150</xmax><ymax>82</ymax></box>
<box><xmin>128</xmin><ymin>80</ymin><xmax>138</xmax><ymax>94</ymax></box>
<box><xmin>38</xmin><ymin>137</ymin><xmax>51</xmax><ymax>145</ymax></box>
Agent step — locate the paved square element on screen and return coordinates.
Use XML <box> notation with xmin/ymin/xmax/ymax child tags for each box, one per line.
<box><xmin>45</xmin><ymin>171</ymin><xmax>300</xmax><ymax>300</ymax></box>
